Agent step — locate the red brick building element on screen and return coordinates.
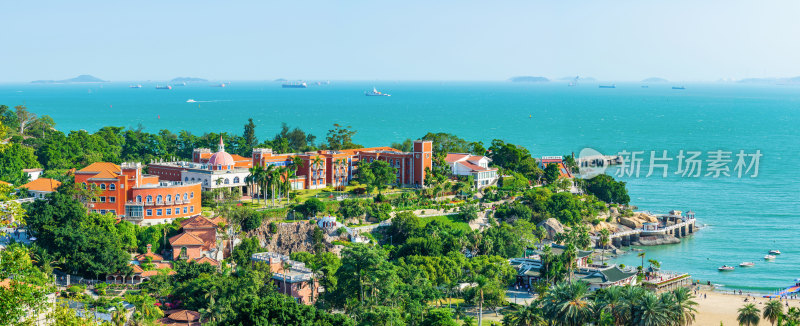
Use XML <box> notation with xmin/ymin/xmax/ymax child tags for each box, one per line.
<box><xmin>73</xmin><ymin>162</ymin><xmax>201</xmax><ymax>225</ymax></box>
<box><xmin>168</xmin><ymin>215</ymin><xmax>221</xmax><ymax>261</ymax></box>
<box><xmin>251</xmin><ymin>252</ymin><xmax>319</xmax><ymax>304</ymax></box>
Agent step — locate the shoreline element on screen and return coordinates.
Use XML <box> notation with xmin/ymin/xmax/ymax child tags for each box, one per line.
<box><xmin>696</xmin><ymin>288</ymin><xmax>800</xmax><ymax>326</ymax></box>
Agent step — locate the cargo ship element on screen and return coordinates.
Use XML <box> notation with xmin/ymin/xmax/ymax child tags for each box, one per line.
<box><xmin>599</xmin><ymin>84</ymin><xmax>616</xmax><ymax>89</ymax></box>
<box><xmin>155</xmin><ymin>85</ymin><xmax>172</xmax><ymax>90</ymax></box>
<box><xmin>365</xmin><ymin>87</ymin><xmax>391</xmax><ymax>97</ymax></box>
<box><xmin>129</xmin><ymin>84</ymin><xmax>142</xmax><ymax>88</ymax></box>
<box><xmin>672</xmin><ymin>86</ymin><xmax>686</xmax><ymax>90</ymax></box>
<box><xmin>282</xmin><ymin>81</ymin><xmax>307</xmax><ymax>88</ymax></box>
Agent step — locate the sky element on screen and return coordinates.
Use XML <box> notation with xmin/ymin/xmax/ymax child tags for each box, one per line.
<box><xmin>2</xmin><ymin>0</ymin><xmax>800</xmax><ymax>82</ymax></box>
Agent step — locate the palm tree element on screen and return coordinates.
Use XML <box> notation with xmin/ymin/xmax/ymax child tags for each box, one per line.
<box><xmin>632</xmin><ymin>292</ymin><xmax>672</xmax><ymax>326</ymax></box>
<box><xmin>738</xmin><ymin>303</ymin><xmax>761</xmax><ymax>326</ymax></box>
<box><xmin>263</xmin><ymin>165</ymin><xmax>275</xmax><ymax>207</ymax></box>
<box><xmin>637</xmin><ymin>251</ymin><xmax>646</xmax><ymax>273</ymax></box>
<box><xmin>462</xmin><ymin>315</ymin><xmax>477</xmax><ymax>326</ymax></box>
<box><xmin>593</xmin><ymin>286</ymin><xmax>626</xmax><ymax>325</ymax></box>
<box><xmin>473</xmin><ymin>275</ymin><xmax>490</xmax><ymax>326</ymax></box>
<box><xmin>282</xmin><ymin>260</ymin><xmax>292</xmax><ymax>297</ymax></box>
<box><xmin>541</xmin><ymin>281</ymin><xmax>593</xmax><ymax>326</ymax></box>
<box><xmin>250</xmin><ymin>165</ymin><xmax>265</xmax><ymax>205</ymax></box>
<box><xmin>671</xmin><ymin>287</ymin><xmax>698</xmax><ymax>326</ymax></box>
<box><xmin>503</xmin><ymin>303</ymin><xmax>545</xmax><ymax>326</ymax></box>
<box><xmin>244</xmin><ymin>171</ymin><xmax>255</xmax><ymax>204</ymax></box>
<box><xmin>648</xmin><ymin>259</ymin><xmax>661</xmax><ymax>270</ymax></box>
<box><xmin>599</xmin><ymin>228</ymin><xmax>610</xmax><ymax>266</ymax></box>
<box><xmin>763</xmin><ymin>300</ymin><xmax>784</xmax><ymax>326</ymax></box>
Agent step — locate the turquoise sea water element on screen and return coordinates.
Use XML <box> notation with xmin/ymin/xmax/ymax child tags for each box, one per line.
<box><xmin>2</xmin><ymin>81</ymin><xmax>799</xmax><ymax>292</ymax></box>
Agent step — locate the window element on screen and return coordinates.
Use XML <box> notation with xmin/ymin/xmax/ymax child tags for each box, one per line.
<box><xmin>233</xmin><ymin>177</ymin><xmax>240</xmax><ymax>184</ymax></box>
<box><xmin>174</xmin><ymin>194</ymin><xmax>179</xmax><ymax>202</ymax></box>
<box><xmin>99</xmin><ymin>196</ymin><xmax>106</xmax><ymax>203</ymax></box>
<box><xmin>183</xmin><ymin>207</ymin><xmax>187</xmax><ymax>214</ymax></box>
<box><xmin>166</xmin><ymin>209</ymin><xmax>171</xmax><ymax>215</ymax></box>
<box><xmin>175</xmin><ymin>208</ymin><xmax>180</xmax><ymax>215</ymax></box>
<box><xmin>136</xmin><ymin>195</ymin><xmax>142</xmax><ymax>203</ymax></box>
<box><xmin>82</xmin><ymin>183</ymin><xmax>87</xmax><ymax>189</ymax></box>
<box><xmin>166</xmin><ymin>195</ymin><xmax>172</xmax><ymax>202</ymax></box>
<box><xmin>157</xmin><ymin>195</ymin><xmax>163</xmax><ymax>204</ymax></box>
<box><xmin>91</xmin><ymin>197</ymin><xmax>97</xmax><ymax>203</ymax></box>
<box><xmin>109</xmin><ymin>210</ymin><xmax>115</xmax><ymax>215</ymax></box>
<box><xmin>190</xmin><ymin>192</ymin><xmax>194</xmax><ymax>198</ymax></box>
<box><xmin>100</xmin><ymin>210</ymin><xmax>106</xmax><ymax>214</ymax></box>
<box><xmin>184</xmin><ymin>177</ymin><xmax>188</xmax><ymax>181</ymax></box>
<box><xmin>91</xmin><ymin>209</ymin><xmax>97</xmax><ymax>213</ymax></box>
<box><xmin>184</xmin><ymin>193</ymin><xmax>188</xmax><ymax>201</ymax></box>
<box><xmin>190</xmin><ymin>206</ymin><xmax>194</xmax><ymax>213</ymax></box>
<box><xmin>146</xmin><ymin>195</ymin><xmax>153</xmax><ymax>203</ymax></box>
<box><xmin>109</xmin><ymin>197</ymin><xmax>116</xmax><ymax>203</ymax></box>
<box><xmin>224</xmin><ymin>178</ymin><xmax>230</xmax><ymax>184</ymax></box>
<box><xmin>157</xmin><ymin>209</ymin><xmax>162</xmax><ymax>216</ymax></box>
<box><xmin>217</xmin><ymin>164</ymin><xmax>222</xmax><ymax>170</ymax></box>
<box><xmin>109</xmin><ymin>183</ymin><xmax>116</xmax><ymax>190</ymax></box>
<box><xmin>100</xmin><ymin>184</ymin><xmax>106</xmax><ymax>190</ymax></box>
<box><xmin>147</xmin><ymin>209</ymin><xmax>153</xmax><ymax>216</ymax></box>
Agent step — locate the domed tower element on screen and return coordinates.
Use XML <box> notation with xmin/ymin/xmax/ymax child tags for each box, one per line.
<box><xmin>208</xmin><ymin>135</ymin><xmax>234</xmax><ymax>171</ymax></box>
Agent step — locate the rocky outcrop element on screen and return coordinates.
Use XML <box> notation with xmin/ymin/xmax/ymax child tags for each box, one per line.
<box><xmin>250</xmin><ymin>221</ymin><xmax>341</xmax><ymax>255</ymax></box>
<box><xmin>538</xmin><ymin>218</ymin><xmax>564</xmax><ymax>240</ymax></box>
<box><xmin>632</xmin><ymin>234</ymin><xmax>680</xmax><ymax>246</ymax></box>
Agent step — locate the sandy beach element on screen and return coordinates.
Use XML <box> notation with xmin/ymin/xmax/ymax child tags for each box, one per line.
<box><xmin>696</xmin><ymin>289</ymin><xmax>800</xmax><ymax>326</ymax></box>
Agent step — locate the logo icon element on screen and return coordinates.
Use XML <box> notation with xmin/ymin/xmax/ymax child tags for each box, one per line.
<box><xmin>577</xmin><ymin>147</ymin><xmax>609</xmax><ymax>179</ymax></box>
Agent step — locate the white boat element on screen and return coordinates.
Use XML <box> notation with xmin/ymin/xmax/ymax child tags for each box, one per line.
<box><xmin>365</xmin><ymin>87</ymin><xmax>391</xmax><ymax>97</ymax></box>
<box><xmin>764</xmin><ymin>255</ymin><xmax>776</xmax><ymax>260</ymax></box>
<box><xmin>186</xmin><ymin>99</ymin><xmax>197</xmax><ymax>103</ymax></box>
<box><xmin>769</xmin><ymin>250</ymin><xmax>782</xmax><ymax>255</ymax></box>
<box><xmin>718</xmin><ymin>265</ymin><xmax>735</xmax><ymax>271</ymax></box>
<box><xmin>739</xmin><ymin>262</ymin><xmax>755</xmax><ymax>267</ymax></box>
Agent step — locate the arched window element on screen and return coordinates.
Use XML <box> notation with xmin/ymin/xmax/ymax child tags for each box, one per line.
<box><xmin>175</xmin><ymin>194</ymin><xmax>180</xmax><ymax>202</ymax></box>
<box><xmin>100</xmin><ymin>184</ymin><xmax>106</xmax><ymax>190</ymax></box>
<box><xmin>166</xmin><ymin>195</ymin><xmax>172</xmax><ymax>202</ymax></box>
<box><xmin>184</xmin><ymin>177</ymin><xmax>188</xmax><ymax>181</ymax></box>
<box><xmin>179</xmin><ymin>247</ymin><xmax>188</xmax><ymax>260</ymax></box>
<box><xmin>146</xmin><ymin>195</ymin><xmax>153</xmax><ymax>203</ymax></box>
<box><xmin>224</xmin><ymin>178</ymin><xmax>230</xmax><ymax>184</ymax></box>
<box><xmin>136</xmin><ymin>195</ymin><xmax>142</xmax><ymax>203</ymax></box>
<box><xmin>233</xmin><ymin>177</ymin><xmax>240</xmax><ymax>184</ymax></box>
<box><xmin>217</xmin><ymin>164</ymin><xmax>222</xmax><ymax>170</ymax></box>
<box><xmin>109</xmin><ymin>183</ymin><xmax>116</xmax><ymax>190</ymax></box>
<box><xmin>184</xmin><ymin>193</ymin><xmax>188</xmax><ymax>201</ymax></box>
<box><xmin>82</xmin><ymin>183</ymin><xmax>87</xmax><ymax>189</ymax></box>
<box><xmin>156</xmin><ymin>195</ymin><xmax>163</xmax><ymax>204</ymax></box>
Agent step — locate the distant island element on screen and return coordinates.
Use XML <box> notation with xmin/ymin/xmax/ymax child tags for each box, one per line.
<box><xmin>274</xmin><ymin>78</ymin><xmax>288</xmax><ymax>82</ymax></box>
<box><xmin>641</xmin><ymin>77</ymin><xmax>668</xmax><ymax>83</ymax></box>
<box><xmin>509</xmin><ymin>76</ymin><xmax>549</xmax><ymax>83</ymax></box>
<box><xmin>737</xmin><ymin>76</ymin><xmax>800</xmax><ymax>84</ymax></box>
<box><xmin>31</xmin><ymin>74</ymin><xmax>106</xmax><ymax>84</ymax></box>
<box><xmin>170</xmin><ymin>77</ymin><xmax>208</xmax><ymax>83</ymax></box>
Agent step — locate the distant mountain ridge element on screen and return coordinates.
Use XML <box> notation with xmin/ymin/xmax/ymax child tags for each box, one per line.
<box><xmin>642</xmin><ymin>77</ymin><xmax>668</xmax><ymax>83</ymax></box>
<box><xmin>509</xmin><ymin>76</ymin><xmax>549</xmax><ymax>83</ymax></box>
<box><xmin>31</xmin><ymin>74</ymin><xmax>106</xmax><ymax>84</ymax></box>
<box><xmin>170</xmin><ymin>77</ymin><xmax>208</xmax><ymax>83</ymax></box>
<box><xmin>737</xmin><ymin>76</ymin><xmax>800</xmax><ymax>84</ymax></box>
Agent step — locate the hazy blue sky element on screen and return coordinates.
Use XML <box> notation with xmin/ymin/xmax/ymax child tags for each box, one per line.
<box><xmin>2</xmin><ymin>1</ymin><xmax>799</xmax><ymax>82</ymax></box>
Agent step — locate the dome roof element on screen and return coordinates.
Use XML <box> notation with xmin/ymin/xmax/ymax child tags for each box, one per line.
<box><xmin>208</xmin><ymin>151</ymin><xmax>234</xmax><ymax>167</ymax></box>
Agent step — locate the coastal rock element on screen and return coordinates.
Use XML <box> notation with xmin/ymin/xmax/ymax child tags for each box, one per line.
<box><xmin>609</xmin><ymin>207</ymin><xmax>619</xmax><ymax>216</ymax></box>
<box><xmin>634</xmin><ymin>212</ymin><xmax>658</xmax><ymax>223</ymax></box>
<box><xmin>590</xmin><ymin>221</ymin><xmax>618</xmax><ymax>233</ymax></box>
<box><xmin>538</xmin><ymin>218</ymin><xmax>564</xmax><ymax>240</ymax></box>
<box><xmin>250</xmin><ymin>221</ymin><xmax>338</xmax><ymax>255</ymax></box>
<box><xmin>633</xmin><ymin>234</ymin><xmax>680</xmax><ymax>246</ymax></box>
<box><xmin>619</xmin><ymin>217</ymin><xmax>642</xmax><ymax>229</ymax></box>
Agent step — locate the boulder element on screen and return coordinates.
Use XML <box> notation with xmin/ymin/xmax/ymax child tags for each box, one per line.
<box><xmin>609</xmin><ymin>206</ymin><xmax>619</xmax><ymax>216</ymax></box>
<box><xmin>633</xmin><ymin>212</ymin><xmax>658</xmax><ymax>223</ymax></box>
<box><xmin>633</xmin><ymin>234</ymin><xmax>680</xmax><ymax>246</ymax></box>
<box><xmin>619</xmin><ymin>217</ymin><xmax>642</xmax><ymax>230</ymax></box>
<box><xmin>538</xmin><ymin>218</ymin><xmax>564</xmax><ymax>240</ymax></box>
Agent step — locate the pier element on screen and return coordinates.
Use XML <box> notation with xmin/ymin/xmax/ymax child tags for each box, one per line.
<box><xmin>592</xmin><ymin>211</ymin><xmax>697</xmax><ymax>247</ymax></box>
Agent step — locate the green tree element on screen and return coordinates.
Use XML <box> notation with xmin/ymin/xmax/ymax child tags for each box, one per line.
<box><xmin>543</xmin><ymin>163</ymin><xmax>560</xmax><ymax>185</ymax></box>
<box><xmin>421</xmin><ymin>308</ymin><xmax>458</xmax><ymax>326</ymax></box>
<box><xmin>541</xmin><ymin>281</ymin><xmax>593</xmax><ymax>326</ymax></box>
<box><xmin>297</xmin><ymin>197</ymin><xmax>326</xmax><ymax>218</ymax></box>
<box><xmin>231</xmin><ymin>237</ymin><xmax>263</xmax><ymax>267</ymax></box>
<box><xmin>242</xmin><ymin>118</ymin><xmax>258</xmax><ymax>154</ymax></box>
<box><xmin>737</xmin><ymin>303</ymin><xmax>760</xmax><ymax>326</ymax></box>
<box><xmin>326</xmin><ymin>124</ymin><xmax>361</xmax><ymax>150</ymax></box>
<box><xmin>582</xmin><ymin>174</ymin><xmax>630</xmax><ymax>205</ymax></box>
<box><xmin>763</xmin><ymin>300</ymin><xmax>783</xmax><ymax>326</ymax></box>
<box><xmin>0</xmin><ymin>244</ymin><xmax>53</xmax><ymax>325</ymax></box>
<box><xmin>369</xmin><ymin>160</ymin><xmax>397</xmax><ymax>194</ymax></box>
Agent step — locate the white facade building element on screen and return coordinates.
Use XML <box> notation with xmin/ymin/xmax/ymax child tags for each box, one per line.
<box><xmin>445</xmin><ymin>153</ymin><xmax>499</xmax><ymax>189</ymax></box>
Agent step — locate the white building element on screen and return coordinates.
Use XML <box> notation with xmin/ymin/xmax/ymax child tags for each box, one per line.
<box><xmin>149</xmin><ymin>137</ymin><xmax>251</xmax><ymax>193</ymax></box>
<box><xmin>444</xmin><ymin>153</ymin><xmax>499</xmax><ymax>189</ymax></box>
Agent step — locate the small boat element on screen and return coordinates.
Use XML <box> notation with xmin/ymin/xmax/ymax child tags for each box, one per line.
<box><xmin>641</xmin><ymin>85</ymin><xmax>649</xmax><ymax>88</ymax></box>
<box><xmin>739</xmin><ymin>262</ymin><xmax>755</xmax><ymax>267</ymax></box>
<box><xmin>718</xmin><ymin>265</ymin><xmax>735</xmax><ymax>271</ymax></box>
<box><xmin>365</xmin><ymin>87</ymin><xmax>391</xmax><ymax>97</ymax></box>
<box><xmin>769</xmin><ymin>250</ymin><xmax>781</xmax><ymax>255</ymax></box>
<box><xmin>764</xmin><ymin>255</ymin><xmax>776</xmax><ymax>260</ymax></box>
<box><xmin>672</xmin><ymin>86</ymin><xmax>686</xmax><ymax>90</ymax></box>
<box><xmin>599</xmin><ymin>84</ymin><xmax>616</xmax><ymax>88</ymax></box>
<box><xmin>155</xmin><ymin>85</ymin><xmax>172</xmax><ymax>90</ymax></box>
<box><xmin>129</xmin><ymin>84</ymin><xmax>142</xmax><ymax>88</ymax></box>
<box><xmin>212</xmin><ymin>83</ymin><xmax>227</xmax><ymax>87</ymax></box>
<box><xmin>282</xmin><ymin>81</ymin><xmax>307</xmax><ymax>88</ymax></box>
<box><xmin>186</xmin><ymin>99</ymin><xmax>197</xmax><ymax>103</ymax></box>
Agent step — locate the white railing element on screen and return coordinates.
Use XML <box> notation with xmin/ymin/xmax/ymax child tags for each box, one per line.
<box><xmin>590</xmin><ymin>219</ymin><xmax>695</xmax><ymax>240</ymax></box>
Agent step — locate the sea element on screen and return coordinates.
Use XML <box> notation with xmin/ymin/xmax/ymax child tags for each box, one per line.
<box><xmin>2</xmin><ymin>80</ymin><xmax>799</xmax><ymax>293</ymax></box>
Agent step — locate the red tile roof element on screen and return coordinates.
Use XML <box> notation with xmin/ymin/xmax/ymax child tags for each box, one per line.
<box><xmin>22</xmin><ymin>178</ymin><xmax>61</xmax><ymax>192</ymax></box>
<box><xmin>180</xmin><ymin>215</ymin><xmax>218</xmax><ymax>229</ymax></box>
<box><xmin>78</xmin><ymin>162</ymin><xmax>121</xmax><ymax>174</ymax></box>
<box><xmin>445</xmin><ymin>153</ymin><xmax>470</xmax><ymax>163</ymax></box>
<box><xmin>191</xmin><ymin>256</ymin><xmax>220</xmax><ymax>266</ymax></box>
<box><xmin>169</xmin><ymin>232</ymin><xmax>204</xmax><ymax>246</ymax></box>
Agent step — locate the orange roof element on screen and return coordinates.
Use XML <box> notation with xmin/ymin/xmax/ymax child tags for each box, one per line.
<box><xmin>78</xmin><ymin>162</ymin><xmax>121</xmax><ymax>174</ymax></box>
<box><xmin>22</xmin><ymin>178</ymin><xmax>61</xmax><ymax>192</ymax></box>
<box><xmin>88</xmin><ymin>170</ymin><xmax>119</xmax><ymax>179</ymax></box>
<box><xmin>169</xmin><ymin>232</ymin><xmax>204</xmax><ymax>246</ymax></box>
<box><xmin>131</xmin><ymin>264</ymin><xmax>144</xmax><ymax>273</ymax></box>
<box><xmin>167</xmin><ymin>310</ymin><xmax>200</xmax><ymax>322</ymax></box>
<box><xmin>230</xmin><ymin>154</ymin><xmax>249</xmax><ymax>162</ymax></box>
<box><xmin>0</xmin><ymin>180</ymin><xmax>10</xmax><ymax>186</ymax></box>
<box><xmin>208</xmin><ymin>216</ymin><xmax>226</xmax><ymax>226</ymax></box>
<box><xmin>191</xmin><ymin>256</ymin><xmax>220</xmax><ymax>266</ymax></box>
<box><xmin>180</xmin><ymin>215</ymin><xmax>218</xmax><ymax>229</ymax></box>
<box><xmin>135</xmin><ymin>251</ymin><xmax>164</xmax><ymax>262</ymax></box>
